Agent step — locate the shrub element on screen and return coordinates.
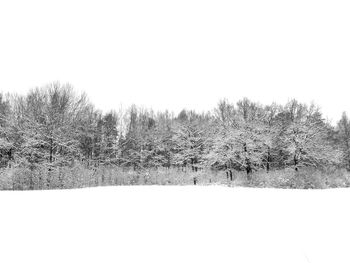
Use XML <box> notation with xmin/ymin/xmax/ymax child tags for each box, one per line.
<box><xmin>1</xmin><ymin>165</ymin><xmax>350</xmax><ymax>190</ymax></box>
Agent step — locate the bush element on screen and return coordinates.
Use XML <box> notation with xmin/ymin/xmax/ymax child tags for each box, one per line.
<box><xmin>1</xmin><ymin>164</ymin><xmax>350</xmax><ymax>190</ymax></box>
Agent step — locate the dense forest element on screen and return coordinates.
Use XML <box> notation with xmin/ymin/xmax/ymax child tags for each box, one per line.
<box><xmin>1</xmin><ymin>82</ymin><xmax>350</xmax><ymax>189</ymax></box>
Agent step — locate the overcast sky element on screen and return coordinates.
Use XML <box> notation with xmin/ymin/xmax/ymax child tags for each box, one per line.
<box><xmin>0</xmin><ymin>0</ymin><xmax>349</xmax><ymax>124</ymax></box>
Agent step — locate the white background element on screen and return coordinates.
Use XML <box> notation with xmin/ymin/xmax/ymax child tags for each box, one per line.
<box><xmin>1</xmin><ymin>186</ymin><xmax>350</xmax><ymax>263</ymax></box>
<box><xmin>1</xmin><ymin>1</ymin><xmax>350</xmax><ymax>262</ymax></box>
<box><xmin>0</xmin><ymin>0</ymin><xmax>350</xmax><ymax>123</ymax></box>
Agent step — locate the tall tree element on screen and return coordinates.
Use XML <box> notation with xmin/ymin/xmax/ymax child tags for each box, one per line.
<box><xmin>336</xmin><ymin>112</ymin><xmax>350</xmax><ymax>170</ymax></box>
<box><xmin>0</xmin><ymin>93</ymin><xmax>14</xmax><ymax>167</ymax></box>
<box><xmin>276</xmin><ymin>100</ymin><xmax>341</xmax><ymax>170</ymax></box>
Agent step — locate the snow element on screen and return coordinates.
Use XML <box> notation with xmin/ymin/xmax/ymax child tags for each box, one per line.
<box><xmin>1</xmin><ymin>186</ymin><xmax>350</xmax><ymax>263</ymax></box>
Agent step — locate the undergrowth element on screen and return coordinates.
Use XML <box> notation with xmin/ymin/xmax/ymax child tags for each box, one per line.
<box><xmin>1</xmin><ymin>165</ymin><xmax>349</xmax><ymax>190</ymax></box>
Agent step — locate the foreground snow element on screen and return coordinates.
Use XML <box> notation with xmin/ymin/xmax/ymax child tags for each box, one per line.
<box><xmin>1</xmin><ymin>186</ymin><xmax>350</xmax><ymax>263</ymax></box>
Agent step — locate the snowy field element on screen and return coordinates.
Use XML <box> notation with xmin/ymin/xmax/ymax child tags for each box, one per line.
<box><xmin>1</xmin><ymin>186</ymin><xmax>350</xmax><ymax>263</ymax></box>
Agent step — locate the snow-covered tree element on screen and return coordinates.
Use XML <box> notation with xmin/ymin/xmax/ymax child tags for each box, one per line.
<box><xmin>276</xmin><ymin>101</ymin><xmax>341</xmax><ymax>170</ymax></box>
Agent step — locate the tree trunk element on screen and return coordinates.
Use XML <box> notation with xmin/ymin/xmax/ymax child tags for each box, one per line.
<box><xmin>29</xmin><ymin>173</ymin><xmax>34</xmax><ymax>190</ymax></box>
<box><xmin>244</xmin><ymin>143</ymin><xmax>252</xmax><ymax>178</ymax></box>
<box><xmin>246</xmin><ymin>159</ymin><xmax>252</xmax><ymax>175</ymax></box>
<box><xmin>246</xmin><ymin>166</ymin><xmax>252</xmax><ymax>174</ymax></box>
<box><xmin>49</xmin><ymin>138</ymin><xmax>53</xmax><ymax>164</ymax></box>
<box><xmin>294</xmin><ymin>155</ymin><xmax>299</xmax><ymax>171</ymax></box>
<box><xmin>266</xmin><ymin>148</ymin><xmax>271</xmax><ymax>173</ymax></box>
<box><xmin>59</xmin><ymin>170</ymin><xmax>65</xmax><ymax>189</ymax></box>
<box><xmin>246</xmin><ymin>159</ymin><xmax>252</xmax><ymax>182</ymax></box>
<box><xmin>8</xmin><ymin>149</ymin><xmax>12</xmax><ymax>168</ymax></box>
<box><xmin>47</xmin><ymin>170</ymin><xmax>51</xmax><ymax>189</ymax></box>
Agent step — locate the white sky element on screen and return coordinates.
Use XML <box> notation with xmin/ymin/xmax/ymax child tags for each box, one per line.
<box><xmin>0</xmin><ymin>0</ymin><xmax>349</xmax><ymax>124</ymax></box>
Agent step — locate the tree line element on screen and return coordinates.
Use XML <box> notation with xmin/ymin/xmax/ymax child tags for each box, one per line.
<box><xmin>0</xmin><ymin>82</ymin><xmax>349</xmax><ymax>176</ymax></box>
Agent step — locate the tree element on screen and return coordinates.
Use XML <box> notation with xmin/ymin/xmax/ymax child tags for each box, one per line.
<box><xmin>0</xmin><ymin>81</ymin><xmax>349</xmax><ymax>190</ymax></box>
<box><xmin>208</xmin><ymin>100</ymin><xmax>266</xmax><ymax>181</ymax></box>
<box><xmin>10</xmin><ymin>83</ymin><xmax>90</xmax><ymax>169</ymax></box>
<box><xmin>336</xmin><ymin>112</ymin><xmax>350</xmax><ymax>170</ymax></box>
<box><xmin>0</xmin><ymin>93</ymin><xmax>14</xmax><ymax>167</ymax></box>
<box><xmin>100</xmin><ymin>111</ymin><xmax>119</xmax><ymax>164</ymax></box>
<box><xmin>276</xmin><ymin>101</ymin><xmax>341</xmax><ymax>170</ymax></box>
<box><xmin>172</xmin><ymin>110</ymin><xmax>209</xmax><ymax>172</ymax></box>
